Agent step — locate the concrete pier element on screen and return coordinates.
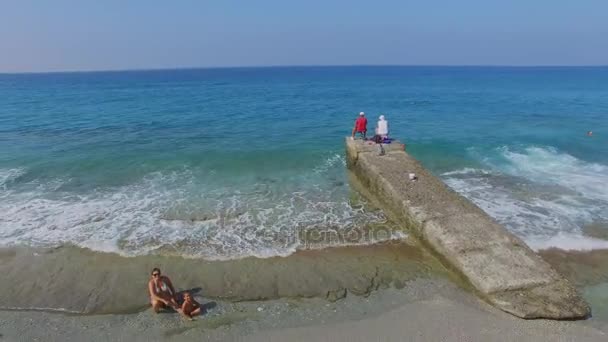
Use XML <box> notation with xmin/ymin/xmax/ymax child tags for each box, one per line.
<box><xmin>346</xmin><ymin>138</ymin><xmax>590</xmax><ymax>319</ymax></box>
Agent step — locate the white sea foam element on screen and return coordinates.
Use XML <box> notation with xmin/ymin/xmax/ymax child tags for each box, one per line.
<box><xmin>499</xmin><ymin>146</ymin><xmax>608</xmax><ymax>202</ymax></box>
<box><xmin>527</xmin><ymin>233</ymin><xmax>608</xmax><ymax>252</ymax></box>
<box><xmin>440</xmin><ymin>168</ymin><xmax>491</xmax><ymax>176</ymax></box>
<box><xmin>0</xmin><ymin>168</ymin><xmax>26</xmax><ymax>189</ymax></box>
<box><xmin>442</xmin><ymin>146</ymin><xmax>608</xmax><ymax>251</ymax></box>
<box><xmin>313</xmin><ymin>154</ymin><xmax>346</xmax><ymax>174</ymax></box>
<box><xmin>0</xmin><ymin>156</ymin><xmax>392</xmax><ymax>259</ymax></box>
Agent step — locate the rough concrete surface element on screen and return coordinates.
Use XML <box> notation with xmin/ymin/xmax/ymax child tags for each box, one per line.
<box><xmin>345</xmin><ymin>137</ymin><xmax>591</xmax><ymax>319</ymax></box>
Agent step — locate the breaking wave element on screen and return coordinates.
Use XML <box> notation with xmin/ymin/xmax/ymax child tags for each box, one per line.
<box><xmin>0</xmin><ymin>155</ymin><xmax>400</xmax><ymax>259</ymax></box>
<box><xmin>442</xmin><ymin>146</ymin><xmax>608</xmax><ymax>251</ymax></box>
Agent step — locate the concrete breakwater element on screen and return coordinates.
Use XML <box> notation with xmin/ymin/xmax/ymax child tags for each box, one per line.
<box><xmin>346</xmin><ymin>138</ymin><xmax>590</xmax><ymax>319</ymax></box>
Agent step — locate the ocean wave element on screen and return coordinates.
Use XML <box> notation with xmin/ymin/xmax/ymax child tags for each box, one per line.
<box><xmin>313</xmin><ymin>154</ymin><xmax>346</xmax><ymax>174</ymax></box>
<box><xmin>440</xmin><ymin>168</ymin><xmax>492</xmax><ymax>177</ymax></box>
<box><xmin>527</xmin><ymin>233</ymin><xmax>608</xmax><ymax>252</ymax></box>
<box><xmin>442</xmin><ymin>146</ymin><xmax>608</xmax><ymax>251</ymax></box>
<box><xmin>0</xmin><ymin>168</ymin><xmax>26</xmax><ymax>189</ymax></box>
<box><xmin>499</xmin><ymin>146</ymin><xmax>608</xmax><ymax>202</ymax></box>
<box><xmin>0</xmin><ymin>158</ymin><xmax>390</xmax><ymax>259</ymax></box>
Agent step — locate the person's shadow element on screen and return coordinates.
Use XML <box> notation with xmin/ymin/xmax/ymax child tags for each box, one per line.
<box><xmin>200</xmin><ymin>301</ymin><xmax>217</xmax><ymax>314</ymax></box>
<box><xmin>175</xmin><ymin>287</ymin><xmax>203</xmax><ymax>302</ymax></box>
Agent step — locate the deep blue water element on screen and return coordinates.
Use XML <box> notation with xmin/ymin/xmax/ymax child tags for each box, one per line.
<box><xmin>1</xmin><ymin>66</ymin><xmax>607</xmax><ymax>258</ymax></box>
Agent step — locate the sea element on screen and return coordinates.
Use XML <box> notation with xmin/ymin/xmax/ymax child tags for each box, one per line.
<box><xmin>1</xmin><ymin>66</ymin><xmax>607</xmax><ymax>260</ymax></box>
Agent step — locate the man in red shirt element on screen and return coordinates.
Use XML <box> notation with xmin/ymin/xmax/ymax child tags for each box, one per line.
<box><xmin>351</xmin><ymin>112</ymin><xmax>368</xmax><ymax>139</ymax></box>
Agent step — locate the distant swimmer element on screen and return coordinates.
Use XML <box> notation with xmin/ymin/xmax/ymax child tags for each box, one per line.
<box><xmin>351</xmin><ymin>112</ymin><xmax>368</xmax><ymax>139</ymax></box>
<box><xmin>587</xmin><ymin>131</ymin><xmax>593</xmax><ymax>136</ymax></box>
<box><xmin>148</xmin><ymin>267</ymin><xmax>179</xmax><ymax>312</ymax></box>
<box><xmin>180</xmin><ymin>291</ymin><xmax>202</xmax><ymax>321</ymax></box>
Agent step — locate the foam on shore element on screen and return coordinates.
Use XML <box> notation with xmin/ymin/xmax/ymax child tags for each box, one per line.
<box><xmin>442</xmin><ymin>146</ymin><xmax>608</xmax><ymax>252</ymax></box>
<box><xmin>0</xmin><ymin>155</ymin><xmax>397</xmax><ymax>260</ymax></box>
<box><xmin>529</xmin><ymin>233</ymin><xmax>608</xmax><ymax>252</ymax></box>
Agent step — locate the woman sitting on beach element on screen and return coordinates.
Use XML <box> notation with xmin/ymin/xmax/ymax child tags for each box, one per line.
<box><xmin>148</xmin><ymin>267</ymin><xmax>179</xmax><ymax>312</ymax></box>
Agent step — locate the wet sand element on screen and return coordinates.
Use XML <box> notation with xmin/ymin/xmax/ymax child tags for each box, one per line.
<box><xmin>583</xmin><ymin>222</ymin><xmax>608</xmax><ymax>241</ymax></box>
<box><xmin>539</xmin><ymin>248</ymin><xmax>608</xmax><ymax>288</ymax></box>
<box><xmin>2</xmin><ymin>234</ymin><xmax>608</xmax><ymax>340</ymax></box>
<box><xmin>0</xmin><ymin>278</ymin><xmax>606</xmax><ymax>342</ymax></box>
<box><xmin>0</xmin><ymin>239</ymin><xmax>448</xmax><ymax>314</ymax></box>
<box><xmin>3</xmin><ymin>234</ymin><xmax>606</xmax><ymax>338</ymax></box>
<box><xmin>539</xmin><ymin>248</ymin><xmax>608</xmax><ymax>322</ymax></box>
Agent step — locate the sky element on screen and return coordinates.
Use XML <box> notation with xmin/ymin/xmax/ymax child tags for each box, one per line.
<box><xmin>0</xmin><ymin>0</ymin><xmax>607</xmax><ymax>72</ymax></box>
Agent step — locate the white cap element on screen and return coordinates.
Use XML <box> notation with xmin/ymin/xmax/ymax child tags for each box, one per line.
<box><xmin>359</xmin><ymin>112</ymin><xmax>365</xmax><ymax>116</ymax></box>
<box><xmin>379</xmin><ymin>115</ymin><xmax>385</xmax><ymax>120</ymax></box>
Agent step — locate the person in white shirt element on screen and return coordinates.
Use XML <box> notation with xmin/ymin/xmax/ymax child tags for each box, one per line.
<box><xmin>375</xmin><ymin>115</ymin><xmax>389</xmax><ymax>155</ymax></box>
<box><xmin>376</xmin><ymin>115</ymin><xmax>388</xmax><ymax>138</ymax></box>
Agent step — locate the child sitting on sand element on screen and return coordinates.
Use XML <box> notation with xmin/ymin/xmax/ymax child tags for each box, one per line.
<box><xmin>180</xmin><ymin>292</ymin><xmax>202</xmax><ymax>321</ymax></box>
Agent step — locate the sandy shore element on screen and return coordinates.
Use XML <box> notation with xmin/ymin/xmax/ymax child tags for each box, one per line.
<box><xmin>0</xmin><ymin>241</ymin><xmax>448</xmax><ymax>314</ymax></box>
<box><xmin>2</xmin><ymin>242</ymin><xmax>608</xmax><ymax>341</ymax></box>
<box><xmin>0</xmin><ymin>278</ymin><xmax>606</xmax><ymax>342</ymax></box>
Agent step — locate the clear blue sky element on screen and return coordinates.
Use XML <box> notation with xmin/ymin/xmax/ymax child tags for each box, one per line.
<box><xmin>1</xmin><ymin>0</ymin><xmax>606</xmax><ymax>72</ymax></box>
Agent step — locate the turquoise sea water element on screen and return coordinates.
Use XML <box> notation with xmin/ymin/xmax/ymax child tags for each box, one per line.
<box><xmin>1</xmin><ymin>66</ymin><xmax>607</xmax><ymax>258</ymax></box>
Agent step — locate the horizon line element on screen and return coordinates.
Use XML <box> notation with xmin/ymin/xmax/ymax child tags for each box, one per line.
<box><xmin>2</xmin><ymin>63</ymin><xmax>608</xmax><ymax>75</ymax></box>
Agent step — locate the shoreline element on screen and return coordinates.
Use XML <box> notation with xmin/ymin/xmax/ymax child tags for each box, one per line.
<box><xmin>0</xmin><ymin>239</ymin><xmax>449</xmax><ymax>314</ymax></box>
<box><xmin>2</xmin><ymin>242</ymin><xmax>608</xmax><ymax>315</ymax></box>
<box><xmin>1</xmin><ymin>241</ymin><xmax>608</xmax><ymax>340</ymax></box>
